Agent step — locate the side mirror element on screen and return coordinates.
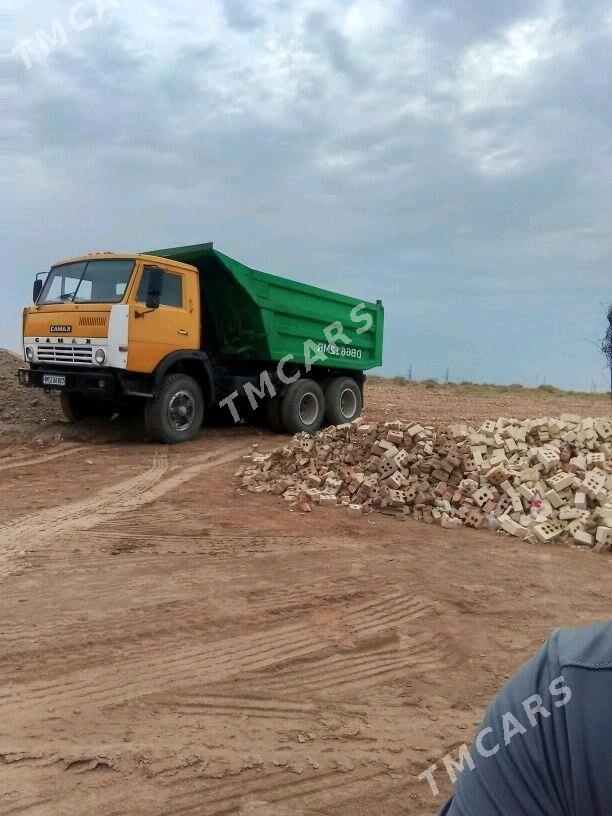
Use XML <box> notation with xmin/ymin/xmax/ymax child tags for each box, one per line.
<box><xmin>33</xmin><ymin>278</ymin><xmax>43</xmax><ymax>303</ymax></box>
<box><xmin>144</xmin><ymin>264</ymin><xmax>164</xmax><ymax>309</ymax></box>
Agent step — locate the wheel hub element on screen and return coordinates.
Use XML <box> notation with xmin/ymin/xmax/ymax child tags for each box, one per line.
<box><xmin>340</xmin><ymin>388</ymin><xmax>357</xmax><ymax>419</ymax></box>
<box><xmin>298</xmin><ymin>392</ymin><xmax>319</xmax><ymax>426</ymax></box>
<box><xmin>168</xmin><ymin>390</ymin><xmax>196</xmax><ymax>432</ymax></box>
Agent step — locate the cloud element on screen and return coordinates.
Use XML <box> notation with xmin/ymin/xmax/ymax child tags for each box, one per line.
<box><xmin>219</xmin><ymin>0</ymin><xmax>264</xmax><ymax>31</ymax></box>
<box><xmin>5</xmin><ymin>0</ymin><xmax>612</xmax><ymax>388</ymax></box>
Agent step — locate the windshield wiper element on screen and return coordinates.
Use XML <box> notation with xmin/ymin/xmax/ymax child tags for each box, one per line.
<box><xmin>58</xmin><ymin>291</ymin><xmax>78</xmax><ymax>301</ymax></box>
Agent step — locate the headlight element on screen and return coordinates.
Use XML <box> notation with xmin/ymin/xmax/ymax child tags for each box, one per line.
<box><xmin>94</xmin><ymin>348</ymin><xmax>106</xmax><ymax>365</ymax></box>
<box><xmin>25</xmin><ymin>346</ymin><xmax>35</xmax><ymax>362</ymax></box>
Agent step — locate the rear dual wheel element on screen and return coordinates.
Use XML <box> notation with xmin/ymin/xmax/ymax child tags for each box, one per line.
<box><xmin>280</xmin><ymin>379</ymin><xmax>325</xmax><ymax>434</ymax></box>
<box><xmin>324</xmin><ymin>376</ymin><xmax>363</xmax><ymax>425</ymax></box>
<box><xmin>272</xmin><ymin>376</ymin><xmax>363</xmax><ymax>435</ymax></box>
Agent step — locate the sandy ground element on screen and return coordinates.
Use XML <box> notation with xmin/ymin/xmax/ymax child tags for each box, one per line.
<box><xmin>1</xmin><ymin>382</ymin><xmax>611</xmax><ymax>816</ymax></box>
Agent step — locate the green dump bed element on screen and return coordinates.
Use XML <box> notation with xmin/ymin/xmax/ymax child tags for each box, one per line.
<box><xmin>147</xmin><ymin>243</ymin><xmax>384</xmax><ymax>372</ymax></box>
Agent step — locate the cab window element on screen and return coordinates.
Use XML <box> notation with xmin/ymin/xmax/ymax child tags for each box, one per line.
<box><xmin>39</xmin><ymin>259</ymin><xmax>135</xmax><ymax>304</ymax></box>
<box><xmin>137</xmin><ymin>268</ymin><xmax>183</xmax><ymax>308</ymax></box>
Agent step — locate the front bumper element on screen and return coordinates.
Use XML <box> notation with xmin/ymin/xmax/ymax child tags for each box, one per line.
<box><xmin>18</xmin><ymin>366</ymin><xmax>117</xmax><ymax>394</ymax></box>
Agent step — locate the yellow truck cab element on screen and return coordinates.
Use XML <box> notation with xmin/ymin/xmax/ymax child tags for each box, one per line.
<box><xmin>20</xmin><ymin>244</ymin><xmax>384</xmax><ymax>443</ymax></box>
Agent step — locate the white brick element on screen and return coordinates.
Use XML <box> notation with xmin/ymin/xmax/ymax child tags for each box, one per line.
<box><xmin>533</xmin><ymin>522</ymin><xmax>564</xmax><ymax>543</ymax></box>
<box><xmin>573</xmin><ymin>530</ymin><xmax>594</xmax><ymax>546</ymax></box>
<box><xmin>573</xmin><ymin>491</ymin><xmax>587</xmax><ymax>510</ymax></box>
<box><xmin>546</xmin><ymin>472</ymin><xmax>573</xmax><ymax>492</ymax></box>
<box><xmin>596</xmin><ymin>526</ymin><xmax>612</xmax><ymax>546</ymax></box>
<box><xmin>537</xmin><ymin>447</ymin><xmax>561</xmax><ymax>469</ymax></box>
<box><xmin>594</xmin><ymin>418</ymin><xmax>612</xmax><ymax>441</ymax></box>
<box><xmin>582</xmin><ymin>469</ymin><xmax>607</xmax><ymax>499</ymax></box>
<box><xmin>545</xmin><ymin>489</ymin><xmax>563</xmax><ymax>509</ymax></box>
<box><xmin>586</xmin><ymin>452</ymin><xmax>606</xmax><ymax>469</ymax></box>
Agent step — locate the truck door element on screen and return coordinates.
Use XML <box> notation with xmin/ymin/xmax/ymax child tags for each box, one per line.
<box><xmin>128</xmin><ymin>263</ymin><xmax>199</xmax><ymax>373</ymax></box>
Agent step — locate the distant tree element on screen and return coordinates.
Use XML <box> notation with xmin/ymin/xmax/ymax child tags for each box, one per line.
<box><xmin>603</xmin><ymin>304</ymin><xmax>612</xmax><ymax>398</ymax></box>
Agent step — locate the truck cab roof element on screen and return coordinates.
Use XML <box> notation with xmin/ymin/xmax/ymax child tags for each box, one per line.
<box><xmin>50</xmin><ymin>251</ymin><xmax>201</xmax><ymax>273</ymax></box>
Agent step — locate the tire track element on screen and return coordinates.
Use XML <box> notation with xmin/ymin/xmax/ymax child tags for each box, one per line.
<box><xmin>247</xmin><ymin>634</ymin><xmax>449</xmax><ymax>697</ymax></box>
<box><xmin>3</xmin><ymin>767</ymin><xmax>387</xmax><ymax>816</ymax></box>
<box><xmin>3</xmin><ymin>794</ymin><xmax>59</xmax><ymax>816</ymax></box>
<box><xmin>0</xmin><ymin>443</ymin><xmax>246</xmax><ymax>581</ymax></box>
<box><xmin>170</xmin><ymin>694</ymin><xmax>326</xmax><ymax>723</ymax></box>
<box><xmin>0</xmin><ymin>444</ymin><xmax>87</xmax><ymax>473</ymax></box>
<box><xmin>2</xmin><ymin>623</ymin><xmax>324</xmax><ymax>710</ymax></box>
<box><xmin>2</xmin><ymin>592</ymin><xmax>450</xmax><ymax>722</ymax></box>
<box><xmin>0</xmin><ymin>447</ymin><xmax>169</xmax><ymax>542</ymax></box>
<box><xmin>162</xmin><ymin>690</ymin><xmax>373</xmax><ymax>725</ymax></box>
<box><xmin>156</xmin><ymin>767</ymin><xmax>385</xmax><ymax>816</ymax></box>
<box><xmin>0</xmin><ymin>575</ymin><xmax>396</xmax><ymax>658</ymax></box>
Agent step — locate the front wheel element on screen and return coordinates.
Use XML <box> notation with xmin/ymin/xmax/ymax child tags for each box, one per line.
<box><xmin>144</xmin><ymin>373</ymin><xmax>204</xmax><ymax>444</ymax></box>
<box><xmin>324</xmin><ymin>377</ymin><xmax>363</xmax><ymax>425</ymax></box>
<box><xmin>280</xmin><ymin>379</ymin><xmax>325</xmax><ymax>435</ymax></box>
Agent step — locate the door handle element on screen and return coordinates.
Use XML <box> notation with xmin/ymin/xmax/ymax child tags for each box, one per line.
<box><xmin>178</xmin><ymin>329</ymin><xmax>189</xmax><ymax>336</ymax></box>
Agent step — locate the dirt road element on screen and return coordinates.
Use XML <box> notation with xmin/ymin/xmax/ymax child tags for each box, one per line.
<box><xmin>1</xmin><ymin>386</ymin><xmax>610</xmax><ymax>815</ymax></box>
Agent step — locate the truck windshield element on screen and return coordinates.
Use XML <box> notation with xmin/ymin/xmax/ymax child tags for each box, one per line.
<box><xmin>38</xmin><ymin>259</ymin><xmax>136</xmax><ymax>304</ymax></box>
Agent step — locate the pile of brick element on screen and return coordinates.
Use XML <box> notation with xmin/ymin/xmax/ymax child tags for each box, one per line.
<box><xmin>236</xmin><ymin>414</ymin><xmax>612</xmax><ymax>554</ymax></box>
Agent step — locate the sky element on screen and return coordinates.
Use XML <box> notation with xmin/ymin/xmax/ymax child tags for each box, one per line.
<box><xmin>5</xmin><ymin>0</ymin><xmax>612</xmax><ymax>390</ymax></box>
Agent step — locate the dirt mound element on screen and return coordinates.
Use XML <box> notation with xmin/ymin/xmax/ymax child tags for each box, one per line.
<box><xmin>0</xmin><ymin>348</ymin><xmax>62</xmax><ymax>425</ymax></box>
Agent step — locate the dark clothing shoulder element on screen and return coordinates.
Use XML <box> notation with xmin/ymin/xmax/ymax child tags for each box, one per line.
<box><xmin>440</xmin><ymin>620</ymin><xmax>612</xmax><ymax>816</ymax></box>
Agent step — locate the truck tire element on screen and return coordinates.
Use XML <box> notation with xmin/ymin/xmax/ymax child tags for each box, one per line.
<box><xmin>324</xmin><ymin>377</ymin><xmax>363</xmax><ymax>425</ymax></box>
<box><xmin>60</xmin><ymin>392</ymin><xmax>116</xmax><ymax>422</ymax></box>
<box><xmin>145</xmin><ymin>373</ymin><xmax>204</xmax><ymax>444</ymax></box>
<box><xmin>280</xmin><ymin>379</ymin><xmax>325</xmax><ymax>435</ymax></box>
<box><xmin>266</xmin><ymin>396</ymin><xmax>286</xmax><ymax>434</ymax></box>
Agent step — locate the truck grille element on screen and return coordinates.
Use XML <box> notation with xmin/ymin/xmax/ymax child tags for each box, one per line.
<box><xmin>36</xmin><ymin>344</ymin><xmax>94</xmax><ymax>365</ymax></box>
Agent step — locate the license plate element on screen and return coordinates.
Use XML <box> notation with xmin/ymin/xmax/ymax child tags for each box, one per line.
<box><xmin>43</xmin><ymin>375</ymin><xmax>66</xmax><ymax>386</ymax></box>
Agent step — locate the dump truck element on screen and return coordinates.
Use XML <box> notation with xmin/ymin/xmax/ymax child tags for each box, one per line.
<box><xmin>19</xmin><ymin>243</ymin><xmax>384</xmax><ymax>443</ymax></box>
